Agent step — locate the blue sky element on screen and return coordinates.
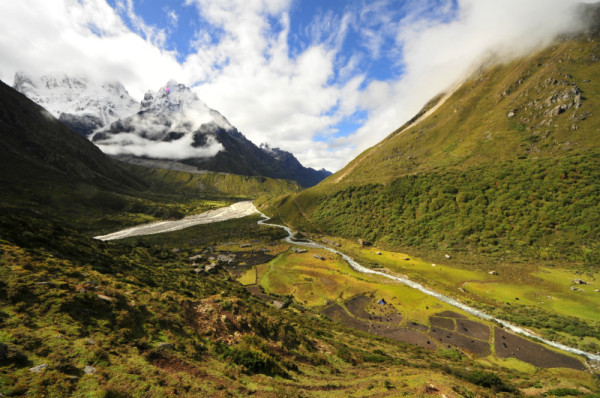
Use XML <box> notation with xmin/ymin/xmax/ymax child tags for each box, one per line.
<box><xmin>0</xmin><ymin>0</ymin><xmax>586</xmax><ymax>171</ymax></box>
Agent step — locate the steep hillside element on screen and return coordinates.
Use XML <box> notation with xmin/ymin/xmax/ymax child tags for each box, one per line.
<box><xmin>0</xmin><ymin>80</ymin><xmax>299</xmax><ymax>235</ymax></box>
<box><xmin>265</xmin><ymin>31</ymin><xmax>600</xmax><ymax>265</ymax></box>
<box><xmin>92</xmin><ymin>81</ymin><xmax>331</xmax><ymax>187</ymax></box>
<box><xmin>0</xmin><ymin>79</ymin><xmax>545</xmax><ymax>398</ymax></box>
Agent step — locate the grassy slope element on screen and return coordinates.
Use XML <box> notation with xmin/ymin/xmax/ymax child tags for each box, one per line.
<box><xmin>265</xmin><ymin>35</ymin><xmax>600</xmax><ymax>265</ymax></box>
<box><xmin>1</xmin><ymin>216</ymin><xmax>537</xmax><ymax>397</ymax></box>
<box><xmin>0</xmin><ymin>79</ymin><xmax>529</xmax><ymax>396</ymax></box>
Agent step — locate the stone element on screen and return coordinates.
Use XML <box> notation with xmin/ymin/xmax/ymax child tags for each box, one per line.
<box><xmin>313</xmin><ymin>254</ymin><xmax>325</xmax><ymax>261</ymax></box>
<box><xmin>444</xmin><ymin>254</ymin><xmax>452</xmax><ymax>259</ymax></box>
<box><xmin>84</xmin><ymin>365</ymin><xmax>96</xmax><ymax>374</ymax></box>
<box><xmin>157</xmin><ymin>343</ymin><xmax>173</xmax><ymax>350</ymax></box>
<box><xmin>572</xmin><ymin>279</ymin><xmax>587</xmax><ymax>285</ymax></box>
<box><xmin>507</xmin><ymin>111</ymin><xmax>516</xmax><ymax>118</ymax></box>
<box><xmin>375</xmin><ymin>252</ymin><xmax>382</xmax><ymax>255</ymax></box>
<box><xmin>85</xmin><ymin>338</ymin><xmax>96</xmax><ymax>345</ymax></box>
<box><xmin>29</xmin><ymin>364</ymin><xmax>49</xmax><ymax>373</ymax></box>
<box><xmin>358</xmin><ymin>238</ymin><xmax>372</xmax><ymax>247</ymax></box>
<box><xmin>97</xmin><ymin>294</ymin><xmax>113</xmax><ymax>302</ymax></box>
<box><xmin>489</xmin><ymin>271</ymin><xmax>498</xmax><ymax>275</ymax></box>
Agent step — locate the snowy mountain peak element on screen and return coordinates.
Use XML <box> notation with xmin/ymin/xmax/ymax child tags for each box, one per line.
<box><xmin>13</xmin><ymin>72</ymin><xmax>139</xmax><ymax>135</ymax></box>
<box><xmin>137</xmin><ymin>81</ymin><xmax>233</xmax><ymax>131</ymax></box>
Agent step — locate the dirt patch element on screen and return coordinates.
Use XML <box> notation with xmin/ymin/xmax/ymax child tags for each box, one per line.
<box><xmin>345</xmin><ymin>295</ymin><xmax>373</xmax><ymax>320</ymax></box>
<box><xmin>373</xmin><ymin>327</ymin><xmax>437</xmax><ymax>350</ymax></box>
<box><xmin>225</xmin><ymin>264</ymin><xmax>253</xmax><ymax>278</ymax></box>
<box><xmin>151</xmin><ymin>354</ymin><xmax>206</xmax><ymax>378</ymax></box>
<box><xmin>494</xmin><ymin>327</ymin><xmax>585</xmax><ymax>370</ymax></box>
<box><xmin>435</xmin><ymin>311</ymin><xmax>467</xmax><ymax>319</ymax></box>
<box><xmin>455</xmin><ymin>319</ymin><xmax>490</xmax><ymax>340</ymax></box>
<box><xmin>345</xmin><ymin>295</ymin><xmax>403</xmax><ymax>324</ymax></box>
<box><xmin>430</xmin><ymin>317</ymin><xmax>455</xmax><ymax>331</ymax></box>
<box><xmin>430</xmin><ymin>328</ymin><xmax>491</xmax><ymax>356</ymax></box>
<box><xmin>322</xmin><ymin>304</ymin><xmax>371</xmax><ymax>333</ymax></box>
<box><xmin>246</xmin><ymin>285</ymin><xmax>275</xmax><ymax>303</ymax></box>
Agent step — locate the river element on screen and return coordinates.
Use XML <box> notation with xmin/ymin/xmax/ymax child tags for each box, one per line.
<box><xmin>255</xmin><ymin>205</ymin><xmax>600</xmax><ymax>363</ymax></box>
<box><xmin>94</xmin><ymin>200</ymin><xmax>600</xmax><ymax>363</ymax></box>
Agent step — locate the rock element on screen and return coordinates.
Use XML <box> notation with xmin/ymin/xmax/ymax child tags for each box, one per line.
<box><xmin>431</xmin><ymin>263</ymin><xmax>436</xmax><ymax>267</ymax></box>
<box><xmin>84</xmin><ymin>365</ymin><xmax>96</xmax><ymax>374</ymax></box>
<box><xmin>97</xmin><ymin>294</ymin><xmax>113</xmax><ymax>302</ymax></box>
<box><xmin>85</xmin><ymin>338</ymin><xmax>96</xmax><ymax>345</ymax></box>
<box><xmin>188</xmin><ymin>254</ymin><xmax>204</xmax><ymax>262</ymax></box>
<box><xmin>572</xmin><ymin>279</ymin><xmax>587</xmax><ymax>285</ymax></box>
<box><xmin>293</xmin><ymin>248</ymin><xmax>307</xmax><ymax>253</ymax></box>
<box><xmin>157</xmin><ymin>343</ymin><xmax>173</xmax><ymax>350</ymax></box>
<box><xmin>240</xmin><ymin>244</ymin><xmax>251</xmax><ymax>248</ymax></box>
<box><xmin>444</xmin><ymin>254</ymin><xmax>452</xmax><ymax>259</ymax></box>
<box><xmin>571</xmin><ymin>286</ymin><xmax>578</xmax><ymax>291</ymax></box>
<box><xmin>507</xmin><ymin>110</ymin><xmax>516</xmax><ymax>118</ymax></box>
<box><xmin>205</xmin><ymin>264</ymin><xmax>218</xmax><ymax>273</ymax></box>
<box><xmin>425</xmin><ymin>382</ymin><xmax>439</xmax><ymax>392</ymax></box>
<box><xmin>358</xmin><ymin>238</ymin><xmax>372</xmax><ymax>247</ymax></box>
<box><xmin>193</xmin><ymin>268</ymin><xmax>204</xmax><ymax>274</ymax></box>
<box><xmin>313</xmin><ymin>254</ymin><xmax>325</xmax><ymax>261</ymax></box>
<box><xmin>29</xmin><ymin>364</ymin><xmax>49</xmax><ymax>373</ymax></box>
<box><xmin>375</xmin><ymin>251</ymin><xmax>382</xmax><ymax>255</ymax></box>
<box><xmin>272</xmin><ymin>300</ymin><xmax>287</xmax><ymax>309</ymax></box>
<box><xmin>489</xmin><ymin>271</ymin><xmax>498</xmax><ymax>275</ymax></box>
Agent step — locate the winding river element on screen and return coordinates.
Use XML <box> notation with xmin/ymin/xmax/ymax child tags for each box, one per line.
<box><xmin>255</xmin><ymin>205</ymin><xmax>600</xmax><ymax>364</ymax></box>
<box><xmin>95</xmin><ymin>200</ymin><xmax>600</xmax><ymax>363</ymax></box>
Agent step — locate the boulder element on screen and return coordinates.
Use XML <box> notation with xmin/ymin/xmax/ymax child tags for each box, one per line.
<box><xmin>84</xmin><ymin>365</ymin><xmax>96</xmax><ymax>374</ymax></box>
<box><xmin>358</xmin><ymin>238</ymin><xmax>372</xmax><ymax>247</ymax></box>
<box><xmin>29</xmin><ymin>364</ymin><xmax>48</xmax><ymax>373</ymax></box>
<box><xmin>444</xmin><ymin>254</ymin><xmax>452</xmax><ymax>259</ymax></box>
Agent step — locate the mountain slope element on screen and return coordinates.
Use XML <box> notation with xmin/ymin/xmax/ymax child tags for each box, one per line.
<box><xmin>264</xmin><ymin>29</ymin><xmax>600</xmax><ymax>264</ymax></box>
<box><xmin>13</xmin><ymin>72</ymin><xmax>139</xmax><ymax>136</ymax></box>
<box><xmin>0</xmin><ymin>80</ymin><xmax>535</xmax><ymax>398</ymax></box>
<box><xmin>0</xmin><ymin>80</ymin><xmax>300</xmax><ymax>236</ymax></box>
<box><xmin>92</xmin><ymin>81</ymin><xmax>331</xmax><ymax>187</ymax></box>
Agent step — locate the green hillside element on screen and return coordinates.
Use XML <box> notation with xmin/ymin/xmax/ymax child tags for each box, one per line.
<box><xmin>0</xmin><ymin>80</ymin><xmax>558</xmax><ymax>397</ymax></box>
<box><xmin>264</xmin><ymin>33</ymin><xmax>600</xmax><ymax>266</ymax></box>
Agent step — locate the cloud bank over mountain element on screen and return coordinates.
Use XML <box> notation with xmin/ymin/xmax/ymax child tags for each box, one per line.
<box><xmin>0</xmin><ymin>0</ymin><xmax>593</xmax><ymax>170</ymax></box>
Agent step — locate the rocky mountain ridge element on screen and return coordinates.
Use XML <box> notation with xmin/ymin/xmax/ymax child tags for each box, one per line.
<box><xmin>14</xmin><ymin>75</ymin><xmax>331</xmax><ymax>187</ymax></box>
<box><xmin>13</xmin><ymin>72</ymin><xmax>139</xmax><ymax>136</ymax></box>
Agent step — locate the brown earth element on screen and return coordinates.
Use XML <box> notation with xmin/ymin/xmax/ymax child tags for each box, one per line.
<box><xmin>455</xmin><ymin>319</ymin><xmax>490</xmax><ymax>340</ymax></box>
<box><xmin>429</xmin><ymin>328</ymin><xmax>491</xmax><ymax>356</ymax></box>
<box><xmin>430</xmin><ymin>317</ymin><xmax>455</xmax><ymax>331</ymax></box>
<box><xmin>494</xmin><ymin>327</ymin><xmax>586</xmax><ymax>370</ymax></box>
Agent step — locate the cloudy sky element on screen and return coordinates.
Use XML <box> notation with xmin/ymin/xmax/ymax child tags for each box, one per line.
<box><xmin>0</xmin><ymin>0</ymin><xmax>589</xmax><ymax>171</ymax></box>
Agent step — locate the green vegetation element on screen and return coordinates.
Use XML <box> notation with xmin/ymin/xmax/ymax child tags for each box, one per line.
<box><xmin>266</xmin><ymin>35</ymin><xmax>600</xmax><ymax>266</ymax></box>
<box><xmin>306</xmin><ymin>151</ymin><xmax>600</xmax><ymax>264</ymax></box>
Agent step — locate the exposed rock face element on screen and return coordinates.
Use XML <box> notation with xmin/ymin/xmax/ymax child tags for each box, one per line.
<box><xmin>13</xmin><ymin>72</ymin><xmax>138</xmax><ymax>136</ymax></box>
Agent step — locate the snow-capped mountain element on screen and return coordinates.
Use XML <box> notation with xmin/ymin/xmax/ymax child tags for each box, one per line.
<box><xmin>92</xmin><ymin>80</ymin><xmax>227</xmax><ymax>160</ymax></box>
<box><xmin>13</xmin><ymin>72</ymin><xmax>138</xmax><ymax>136</ymax></box>
<box><xmin>95</xmin><ymin>81</ymin><xmax>331</xmax><ymax>186</ymax></box>
<box><xmin>12</xmin><ymin>74</ymin><xmax>331</xmax><ymax>187</ymax></box>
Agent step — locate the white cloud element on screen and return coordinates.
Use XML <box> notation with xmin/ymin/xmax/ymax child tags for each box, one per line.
<box><xmin>95</xmin><ymin>131</ymin><xmax>224</xmax><ymax>159</ymax></box>
<box><xmin>0</xmin><ymin>0</ymin><xmax>593</xmax><ymax>172</ymax></box>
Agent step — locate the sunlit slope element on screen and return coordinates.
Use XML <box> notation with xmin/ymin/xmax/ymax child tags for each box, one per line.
<box><xmin>331</xmin><ymin>37</ymin><xmax>599</xmax><ymax>186</ymax></box>
<box><xmin>266</xmin><ymin>34</ymin><xmax>600</xmax><ymax>263</ymax></box>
